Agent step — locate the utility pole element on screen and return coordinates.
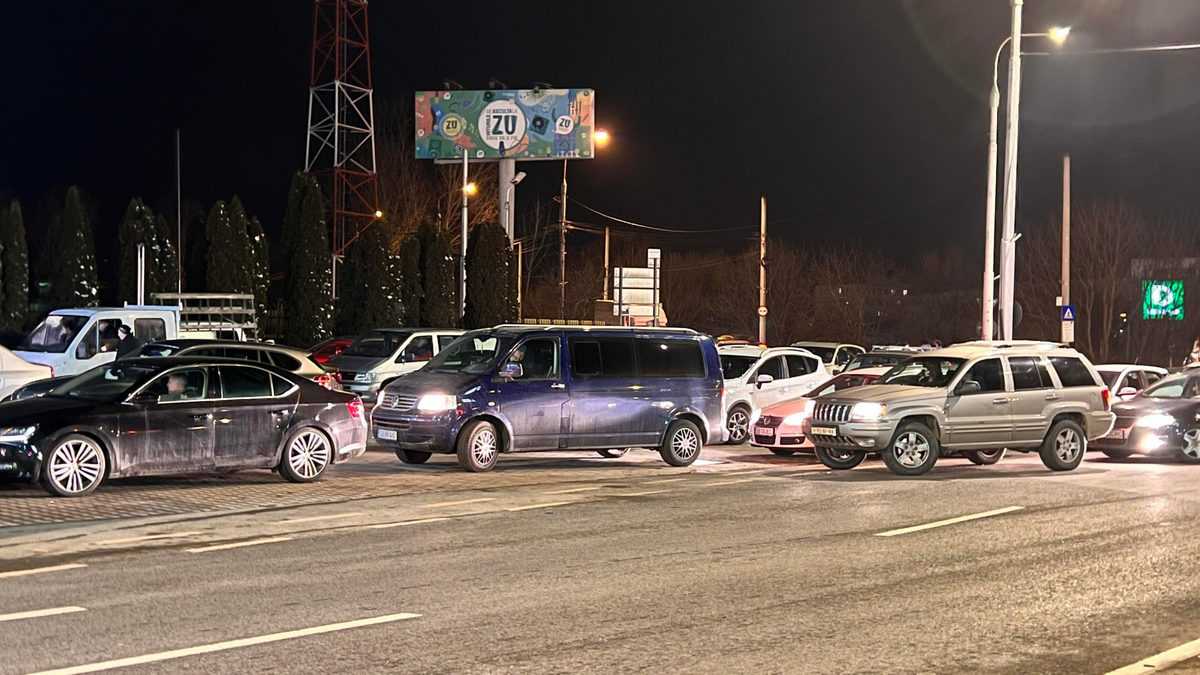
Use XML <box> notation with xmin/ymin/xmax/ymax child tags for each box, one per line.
<box><xmin>559</xmin><ymin>159</ymin><xmax>568</xmax><ymax>320</ymax></box>
<box><xmin>460</xmin><ymin>148</ymin><xmax>469</xmax><ymax>319</ymax></box>
<box><xmin>758</xmin><ymin>196</ymin><xmax>767</xmax><ymax>345</ymax></box>
<box><xmin>998</xmin><ymin>0</ymin><xmax>1024</xmax><ymax>341</ymax></box>
<box><xmin>602</xmin><ymin>226</ymin><xmax>610</xmax><ymax>301</ymax></box>
<box><xmin>175</xmin><ymin>129</ymin><xmax>182</xmax><ymax>294</ymax></box>
<box><xmin>1061</xmin><ymin>154</ymin><xmax>1071</xmax><ymax>343</ymax></box>
<box><xmin>516</xmin><ymin>240</ymin><xmax>523</xmax><ymax>320</ymax></box>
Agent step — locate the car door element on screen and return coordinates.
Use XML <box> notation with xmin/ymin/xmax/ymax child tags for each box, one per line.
<box><xmin>944</xmin><ymin>357</ymin><xmax>1012</xmax><ymax>448</ymax></box>
<box><xmin>747</xmin><ymin>356</ymin><xmax>788</xmax><ymax>409</ymax></box>
<box><xmin>118</xmin><ymin>366</ymin><xmax>216</xmax><ymax>475</ymax></box>
<box><xmin>566</xmin><ymin>336</ymin><xmax>646</xmax><ymax>449</ymax></box>
<box><xmin>783</xmin><ymin>354</ymin><xmax>826</xmax><ymax>401</ymax></box>
<box><xmin>212</xmin><ymin>365</ymin><xmax>297</xmax><ymax>468</ymax></box>
<box><xmin>1007</xmin><ymin>356</ymin><xmax>1058</xmax><ymax>445</ymax></box>
<box><xmin>494</xmin><ymin>335</ymin><xmax>568</xmax><ymax>451</ymax></box>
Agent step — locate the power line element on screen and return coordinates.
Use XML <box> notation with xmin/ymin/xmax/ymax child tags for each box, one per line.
<box><xmin>563</xmin><ymin>197</ymin><xmax>757</xmax><ymax>234</ymax></box>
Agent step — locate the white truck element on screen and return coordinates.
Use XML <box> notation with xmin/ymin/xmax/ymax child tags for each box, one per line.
<box><xmin>15</xmin><ymin>294</ymin><xmax>257</xmax><ymax>377</ymax></box>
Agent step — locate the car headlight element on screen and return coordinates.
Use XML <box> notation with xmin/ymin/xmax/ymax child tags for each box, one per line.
<box><xmin>850</xmin><ymin>402</ymin><xmax>886</xmax><ymax>422</ymax></box>
<box><xmin>782</xmin><ymin>410</ymin><xmax>811</xmax><ymax>426</ymax></box>
<box><xmin>416</xmin><ymin>394</ymin><xmax>457</xmax><ymax>413</ymax></box>
<box><xmin>1135</xmin><ymin>413</ymin><xmax>1176</xmax><ymax>429</ymax></box>
<box><xmin>0</xmin><ymin>425</ymin><xmax>37</xmax><ymax>443</ymax></box>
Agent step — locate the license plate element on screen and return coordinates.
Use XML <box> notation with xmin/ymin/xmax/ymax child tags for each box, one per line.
<box><xmin>1105</xmin><ymin>428</ymin><xmax>1128</xmax><ymax>441</ymax></box>
<box><xmin>376</xmin><ymin>429</ymin><xmax>398</xmax><ymax>441</ymax></box>
<box><xmin>754</xmin><ymin>426</ymin><xmax>774</xmax><ymax>438</ymax></box>
<box><xmin>811</xmin><ymin>426</ymin><xmax>838</xmax><ymax>437</ymax></box>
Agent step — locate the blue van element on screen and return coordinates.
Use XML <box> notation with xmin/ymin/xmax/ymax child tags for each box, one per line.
<box><xmin>369</xmin><ymin>325</ymin><xmax>725</xmax><ymax>472</ymax></box>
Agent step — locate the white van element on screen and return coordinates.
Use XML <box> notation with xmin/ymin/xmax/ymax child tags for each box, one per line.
<box><xmin>329</xmin><ymin>328</ymin><xmax>463</xmax><ymax>401</ymax></box>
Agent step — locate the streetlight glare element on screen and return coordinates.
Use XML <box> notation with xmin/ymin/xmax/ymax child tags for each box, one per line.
<box><xmin>594</xmin><ymin>129</ymin><xmax>611</xmax><ymax>148</ymax></box>
<box><xmin>464</xmin><ymin>182</ymin><xmax>478</xmax><ymax>196</ymax></box>
<box><xmin>1048</xmin><ymin>26</ymin><xmax>1071</xmax><ymax>45</ymax></box>
<box><xmin>373</xmin><ymin>209</ymin><xmax>383</xmax><ymax>219</ymax></box>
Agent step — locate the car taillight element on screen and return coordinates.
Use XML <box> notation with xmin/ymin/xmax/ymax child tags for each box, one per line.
<box><xmin>1101</xmin><ymin>387</ymin><xmax>1111</xmax><ymax>411</ymax></box>
<box><xmin>347</xmin><ymin>397</ymin><xmax>364</xmax><ymax>421</ymax></box>
<box><xmin>314</xmin><ymin>373</ymin><xmax>336</xmax><ymax>390</ymax></box>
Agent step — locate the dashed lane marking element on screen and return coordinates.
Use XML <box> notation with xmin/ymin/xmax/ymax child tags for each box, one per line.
<box><xmin>621</xmin><ymin>490</ymin><xmax>671</xmax><ymax>497</ymax></box>
<box><xmin>281</xmin><ymin>512</ymin><xmax>365</xmax><ymax>524</ymax></box>
<box><xmin>1106</xmin><ymin>636</ymin><xmax>1200</xmax><ymax>674</ymax></box>
<box><xmin>0</xmin><ymin>564</ymin><xmax>87</xmax><ymax>580</ymax></box>
<box><xmin>365</xmin><ymin>517</ymin><xmax>451</xmax><ymax>530</ymax></box>
<box><xmin>419</xmin><ymin>498</ymin><xmax>496</xmax><ymax>509</ymax></box>
<box><xmin>505</xmin><ymin>501</ymin><xmax>576</xmax><ymax>512</ymax></box>
<box><xmin>874</xmin><ymin>506</ymin><xmax>1025</xmax><ymax>537</ymax></box>
<box><xmin>0</xmin><ymin>606</ymin><xmax>86</xmax><ymax>623</ymax></box>
<box><xmin>185</xmin><ymin>536</ymin><xmax>294</xmax><ymax>553</ymax></box>
<box><xmin>543</xmin><ymin>486</ymin><xmax>604</xmax><ymax>495</ymax></box>
<box><xmin>97</xmin><ymin>532</ymin><xmax>202</xmax><ymax>546</ymax></box>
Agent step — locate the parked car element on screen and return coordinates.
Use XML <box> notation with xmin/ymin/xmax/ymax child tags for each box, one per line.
<box><xmin>308</xmin><ymin>337</ymin><xmax>354</xmax><ymax>367</ymax></box>
<box><xmin>790</xmin><ymin>341</ymin><xmax>865</xmax><ymax>374</ymax></box>
<box><xmin>1095</xmin><ymin>364</ymin><xmax>1168</xmax><ymax>401</ymax></box>
<box><xmin>1093</xmin><ymin>372</ymin><xmax>1200</xmax><ymax>462</ymax></box>
<box><xmin>329</xmin><ymin>328</ymin><xmax>463</xmax><ymax>402</ymax></box>
<box><xmin>370</xmin><ymin>326</ymin><xmax>723</xmax><ymax>472</ymax></box>
<box><xmin>751</xmin><ymin>367</ymin><xmax>890</xmax><ymax>456</ymax></box>
<box><xmin>803</xmin><ymin>341</ymin><xmax>1114</xmax><ymax>475</ymax></box>
<box><xmin>0</xmin><ymin>346</ymin><xmax>53</xmax><ymax>400</ymax></box>
<box><xmin>130</xmin><ymin>340</ymin><xmax>337</xmax><ymax>390</ymax></box>
<box><xmin>844</xmin><ymin>349</ymin><xmax>920</xmax><ymax>373</ymax></box>
<box><xmin>719</xmin><ymin>345</ymin><xmax>828</xmax><ymax>444</ymax></box>
<box><xmin>0</xmin><ymin>357</ymin><xmax>368</xmax><ymax>496</ymax></box>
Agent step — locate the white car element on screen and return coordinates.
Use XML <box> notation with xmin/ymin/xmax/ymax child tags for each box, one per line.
<box><xmin>1095</xmin><ymin>364</ymin><xmax>1168</xmax><ymax>401</ymax></box>
<box><xmin>719</xmin><ymin>345</ymin><xmax>829</xmax><ymax>444</ymax></box>
<box><xmin>329</xmin><ymin>328</ymin><xmax>464</xmax><ymax>401</ymax></box>
<box><xmin>790</xmin><ymin>341</ymin><xmax>865</xmax><ymax>374</ymax></box>
<box><xmin>0</xmin><ymin>346</ymin><xmax>53</xmax><ymax>399</ymax></box>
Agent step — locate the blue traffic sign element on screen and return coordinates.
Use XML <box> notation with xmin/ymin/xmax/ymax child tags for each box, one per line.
<box><xmin>1060</xmin><ymin>305</ymin><xmax>1077</xmax><ymax>321</ymax></box>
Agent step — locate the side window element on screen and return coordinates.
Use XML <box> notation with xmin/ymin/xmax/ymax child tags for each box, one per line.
<box><xmin>1009</xmin><ymin>357</ymin><xmax>1049</xmax><ymax>390</ymax></box>
<box><xmin>1123</xmin><ymin>371</ymin><xmax>1145</xmax><ymax>392</ymax></box>
<box><xmin>75</xmin><ymin>324</ymin><xmax>100</xmax><ymax>359</ymax></box>
<box><xmin>570</xmin><ymin>340</ymin><xmax>602</xmax><ymax>377</ymax></box>
<box><xmin>755</xmin><ymin>356</ymin><xmax>785</xmax><ymax>381</ymax></box>
<box><xmin>834</xmin><ymin>349</ymin><xmax>852</xmax><ymax>366</ymax></box>
<box><xmin>399</xmin><ymin>336</ymin><xmax>434</xmax><ymax>363</ymax></box>
<box><xmin>1050</xmin><ymin>356</ymin><xmax>1099</xmax><ymax>387</ymax></box>
<box><xmin>598</xmin><ymin>338</ymin><xmax>636</xmax><ymax>377</ymax></box>
<box><xmin>506</xmin><ymin>338</ymin><xmax>559</xmax><ymax>380</ymax></box>
<box><xmin>636</xmin><ymin>339</ymin><xmax>706</xmax><ymax>378</ymax></box>
<box><xmin>1144</xmin><ymin>370</ymin><xmax>1164</xmax><ymax>386</ymax></box>
<box><xmin>784</xmin><ymin>355</ymin><xmax>816</xmax><ymax>379</ymax></box>
<box><xmin>143</xmin><ymin>367</ymin><xmax>209</xmax><ymax>403</ymax></box>
<box><xmin>437</xmin><ymin>335</ymin><xmax>459</xmax><ymax>352</ymax></box>
<box><xmin>189</xmin><ymin>347</ymin><xmax>226</xmax><ymax>358</ymax></box>
<box><xmin>961</xmin><ymin>358</ymin><xmax>1005</xmax><ymax>394</ymax></box>
<box><xmin>97</xmin><ymin>320</ymin><xmax>121</xmax><ymax>353</ymax></box>
<box><xmin>271</xmin><ymin>374</ymin><xmax>295</xmax><ymax>396</ymax></box>
<box><xmin>219</xmin><ymin>366</ymin><xmax>273</xmax><ymax>398</ymax></box>
<box><xmin>133</xmin><ymin>318</ymin><xmax>166</xmax><ymax>342</ymax></box>
<box><xmin>268</xmin><ymin>352</ymin><xmax>302</xmax><ymax>372</ymax></box>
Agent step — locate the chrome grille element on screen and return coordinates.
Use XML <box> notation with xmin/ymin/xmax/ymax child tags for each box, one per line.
<box><xmin>380</xmin><ymin>392</ymin><xmax>418</xmax><ymax>410</ymax></box>
<box><xmin>813</xmin><ymin>402</ymin><xmax>852</xmax><ymax>423</ymax></box>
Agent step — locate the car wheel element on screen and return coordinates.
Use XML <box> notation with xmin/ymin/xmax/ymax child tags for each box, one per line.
<box><xmin>396</xmin><ymin>450</ymin><xmax>431</xmax><ymax>464</ymax></box>
<box><xmin>457</xmin><ymin>420</ymin><xmax>500</xmax><ymax>472</ymax></box>
<box><xmin>964</xmin><ymin>448</ymin><xmax>1006</xmax><ymax>465</ymax></box>
<box><xmin>42</xmin><ymin>434</ymin><xmax>107</xmax><ymax>497</ymax></box>
<box><xmin>1038</xmin><ymin>419</ymin><xmax>1086</xmax><ymax>471</ymax></box>
<box><xmin>1101</xmin><ymin>448</ymin><xmax>1134</xmax><ymax>460</ymax></box>
<box><xmin>1177</xmin><ymin>428</ymin><xmax>1200</xmax><ymax>463</ymax></box>
<box><xmin>881</xmin><ymin>422</ymin><xmax>939</xmax><ymax>476</ymax></box>
<box><xmin>659</xmin><ymin>420</ymin><xmax>703</xmax><ymax>467</ymax></box>
<box><xmin>597</xmin><ymin>448</ymin><xmax>629</xmax><ymax>458</ymax></box>
<box><xmin>280</xmin><ymin>428</ymin><xmax>333</xmax><ymax>483</ymax></box>
<box><xmin>814</xmin><ymin>446</ymin><xmax>865</xmax><ymax>470</ymax></box>
<box><xmin>725</xmin><ymin>405</ymin><xmax>751</xmax><ymax>444</ymax></box>
<box><xmin>770</xmin><ymin>448</ymin><xmax>798</xmax><ymax>457</ymax></box>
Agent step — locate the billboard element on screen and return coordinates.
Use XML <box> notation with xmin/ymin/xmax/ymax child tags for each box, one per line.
<box><xmin>1142</xmin><ymin>280</ymin><xmax>1184</xmax><ymax>320</ymax></box>
<box><xmin>415</xmin><ymin>89</ymin><xmax>595</xmax><ymax>161</ymax></box>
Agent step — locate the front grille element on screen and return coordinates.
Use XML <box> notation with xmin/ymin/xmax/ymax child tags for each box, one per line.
<box><xmin>380</xmin><ymin>392</ymin><xmax>418</xmax><ymax>411</ymax></box>
<box><xmin>339</xmin><ymin>371</ymin><xmax>360</xmax><ymax>381</ymax></box>
<box><xmin>813</xmin><ymin>402</ymin><xmax>852</xmax><ymax>423</ymax></box>
<box><xmin>373</xmin><ymin>418</ymin><xmax>411</xmax><ymax>432</ymax></box>
<box><xmin>757</xmin><ymin>415</ymin><xmax>782</xmax><ymax>428</ymax></box>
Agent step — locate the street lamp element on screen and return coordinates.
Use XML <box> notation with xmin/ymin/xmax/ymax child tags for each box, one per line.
<box><xmin>594</xmin><ymin>128</ymin><xmax>611</xmax><ymax>149</ymax></box>
<box><xmin>503</xmin><ymin>172</ymin><xmax>526</xmax><ymax>246</ymax></box>
<box><xmin>981</xmin><ymin>23</ymin><xmax>1070</xmax><ymax>340</ymax></box>
<box><xmin>463</xmin><ymin>181</ymin><xmax>479</xmax><ymax>197</ymax></box>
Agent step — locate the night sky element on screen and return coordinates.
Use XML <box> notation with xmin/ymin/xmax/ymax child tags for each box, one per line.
<box><xmin>4</xmin><ymin>0</ymin><xmax>1200</xmax><ymax>278</ymax></box>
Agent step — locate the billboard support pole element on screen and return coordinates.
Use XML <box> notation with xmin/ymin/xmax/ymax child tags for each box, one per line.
<box><xmin>603</xmin><ymin>226</ymin><xmax>610</xmax><ymax>301</ymax></box>
<box><xmin>1061</xmin><ymin>154</ymin><xmax>1071</xmax><ymax>343</ymax></box>
<box><xmin>559</xmin><ymin>159</ymin><xmax>568</xmax><ymax>320</ymax></box>
<box><xmin>499</xmin><ymin>159</ymin><xmax>515</xmax><ymax>243</ymax></box>
<box><xmin>461</xmin><ymin>148</ymin><xmax>469</xmax><ymax>320</ymax></box>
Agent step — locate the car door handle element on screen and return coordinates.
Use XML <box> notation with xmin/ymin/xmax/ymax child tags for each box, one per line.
<box><xmin>271</xmin><ymin>409</ymin><xmax>291</xmax><ymax>416</ymax></box>
<box><xmin>550</xmin><ymin>383</ymin><xmax>566</xmax><ymax>390</ymax></box>
<box><xmin>992</xmin><ymin>397</ymin><xmax>1009</xmax><ymax>405</ymax></box>
<box><xmin>191</xmin><ymin>413</ymin><xmax>212</xmax><ymax>421</ymax></box>
<box><xmin>1045</xmin><ymin>393</ymin><xmax>1060</xmax><ymax>401</ymax></box>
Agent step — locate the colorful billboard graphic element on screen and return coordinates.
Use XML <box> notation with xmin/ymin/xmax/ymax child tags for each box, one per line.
<box><xmin>1142</xmin><ymin>280</ymin><xmax>1185</xmax><ymax>320</ymax></box>
<box><xmin>415</xmin><ymin>89</ymin><xmax>595</xmax><ymax>161</ymax></box>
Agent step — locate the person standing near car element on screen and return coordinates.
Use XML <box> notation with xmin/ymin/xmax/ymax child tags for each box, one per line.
<box><xmin>114</xmin><ymin>324</ymin><xmax>143</xmax><ymax>359</ymax></box>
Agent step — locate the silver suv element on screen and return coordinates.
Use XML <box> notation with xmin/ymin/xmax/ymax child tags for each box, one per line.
<box><xmin>802</xmin><ymin>341</ymin><xmax>1115</xmax><ymax>475</ymax></box>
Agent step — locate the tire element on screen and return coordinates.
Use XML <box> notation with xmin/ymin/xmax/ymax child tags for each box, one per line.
<box><xmin>42</xmin><ymin>434</ymin><xmax>107</xmax><ymax>497</ymax></box>
<box><xmin>279</xmin><ymin>427</ymin><xmax>333</xmax><ymax>483</ymax></box>
<box><xmin>814</xmin><ymin>446</ymin><xmax>865</xmax><ymax>470</ymax></box>
<box><xmin>725</xmin><ymin>405</ymin><xmax>751</xmax><ymax>444</ymax></box>
<box><xmin>964</xmin><ymin>448</ymin><xmax>1006</xmax><ymax>465</ymax></box>
<box><xmin>659</xmin><ymin>420</ymin><xmax>703</xmax><ymax>467</ymax></box>
<box><xmin>1038</xmin><ymin>419</ymin><xmax>1087</xmax><ymax>471</ymax></box>
<box><xmin>770</xmin><ymin>448</ymin><xmax>798</xmax><ymax>457</ymax></box>
<box><xmin>396</xmin><ymin>450</ymin><xmax>431</xmax><ymax>464</ymax></box>
<box><xmin>1178</xmin><ymin>428</ymin><xmax>1200</xmax><ymax>463</ymax></box>
<box><xmin>457</xmin><ymin>420</ymin><xmax>500</xmax><ymax>472</ymax></box>
<box><xmin>1101</xmin><ymin>448</ymin><xmax>1134</xmax><ymax>460</ymax></box>
<box><xmin>880</xmin><ymin>422</ymin><xmax>939</xmax><ymax>476</ymax></box>
<box><xmin>597</xmin><ymin>448</ymin><xmax>629</xmax><ymax>458</ymax></box>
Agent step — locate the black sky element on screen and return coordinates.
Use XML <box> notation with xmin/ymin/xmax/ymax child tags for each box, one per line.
<box><xmin>4</xmin><ymin>0</ymin><xmax>1200</xmax><ymax>275</ymax></box>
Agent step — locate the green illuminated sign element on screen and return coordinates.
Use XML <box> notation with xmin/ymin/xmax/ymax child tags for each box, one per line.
<box><xmin>1142</xmin><ymin>280</ymin><xmax>1184</xmax><ymax>320</ymax></box>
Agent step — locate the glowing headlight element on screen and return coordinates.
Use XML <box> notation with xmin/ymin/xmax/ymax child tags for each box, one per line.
<box><xmin>0</xmin><ymin>425</ymin><xmax>37</xmax><ymax>443</ymax></box>
<box><xmin>783</xmin><ymin>410</ymin><xmax>812</xmax><ymax>426</ymax></box>
<box><xmin>1135</xmin><ymin>413</ymin><xmax>1175</xmax><ymax>429</ymax></box>
<box><xmin>850</xmin><ymin>402</ymin><xmax>886</xmax><ymax>422</ymax></box>
<box><xmin>416</xmin><ymin>394</ymin><xmax>457</xmax><ymax>413</ymax></box>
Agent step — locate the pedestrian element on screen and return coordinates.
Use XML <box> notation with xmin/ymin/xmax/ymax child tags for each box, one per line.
<box><xmin>114</xmin><ymin>324</ymin><xmax>143</xmax><ymax>359</ymax></box>
<box><xmin>1187</xmin><ymin>338</ymin><xmax>1200</xmax><ymax>367</ymax></box>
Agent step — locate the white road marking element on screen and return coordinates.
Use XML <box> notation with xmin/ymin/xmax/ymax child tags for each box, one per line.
<box><xmin>0</xmin><ymin>606</ymin><xmax>86</xmax><ymax>623</ymax></box>
<box><xmin>643</xmin><ymin>477</ymin><xmax>688</xmax><ymax>485</ymax></box>
<box><xmin>544</xmin><ymin>486</ymin><xmax>603</xmax><ymax>495</ymax></box>
<box><xmin>875</xmin><ymin>506</ymin><xmax>1025</xmax><ymax>537</ymax></box>
<box><xmin>622</xmin><ymin>489</ymin><xmax>670</xmax><ymax>497</ymax></box>
<box><xmin>186</xmin><ymin>536</ymin><xmax>294</xmax><ymax>553</ymax></box>
<box><xmin>505</xmin><ymin>501</ymin><xmax>575</xmax><ymax>512</ymax></box>
<box><xmin>1107</xmin><ymin>637</ymin><xmax>1200</xmax><ymax>674</ymax></box>
<box><xmin>365</xmin><ymin>517</ymin><xmax>450</xmax><ymax>530</ymax></box>
<box><xmin>281</xmin><ymin>512</ymin><xmax>365</xmax><ymax>524</ymax></box>
<box><xmin>97</xmin><ymin>531</ymin><xmax>202</xmax><ymax>546</ymax></box>
<box><xmin>0</xmin><ymin>563</ymin><xmax>87</xmax><ymax>579</ymax></box>
<box><xmin>420</xmin><ymin>497</ymin><xmax>495</xmax><ymax>508</ymax></box>
<box><xmin>29</xmin><ymin>612</ymin><xmax>422</xmax><ymax>675</ymax></box>
<box><xmin>706</xmin><ymin>477</ymin><xmax>763</xmax><ymax>486</ymax></box>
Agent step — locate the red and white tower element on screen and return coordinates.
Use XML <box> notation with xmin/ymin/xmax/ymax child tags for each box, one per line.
<box><xmin>305</xmin><ymin>0</ymin><xmax>379</xmax><ymax>297</ymax></box>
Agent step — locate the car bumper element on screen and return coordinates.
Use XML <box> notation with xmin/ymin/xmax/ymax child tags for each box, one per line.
<box><xmin>1093</xmin><ymin>425</ymin><xmax>1183</xmax><ymax>453</ymax></box>
<box><xmin>803</xmin><ymin>421</ymin><xmax>896</xmax><ymax>451</ymax></box>
<box><xmin>749</xmin><ymin>422</ymin><xmax>812</xmax><ymax>450</ymax></box>
<box><xmin>370</xmin><ymin>412</ymin><xmax>459</xmax><ymax>453</ymax></box>
<box><xmin>0</xmin><ymin>442</ymin><xmax>40</xmax><ymax>480</ymax></box>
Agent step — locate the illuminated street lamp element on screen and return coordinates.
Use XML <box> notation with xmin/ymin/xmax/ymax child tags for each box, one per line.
<box><xmin>558</xmin><ymin>128</ymin><xmax>612</xmax><ymax>319</ymax></box>
<box><xmin>594</xmin><ymin>128</ymin><xmax>611</xmax><ymax>149</ymax></box>
<box><xmin>463</xmin><ymin>182</ymin><xmax>479</xmax><ymax>197</ymax></box>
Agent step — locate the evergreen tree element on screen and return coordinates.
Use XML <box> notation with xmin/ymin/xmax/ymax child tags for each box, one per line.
<box><xmin>152</xmin><ymin>213</ymin><xmax>179</xmax><ymax>297</ymax></box>
<box><xmin>464</xmin><ymin>222</ymin><xmax>516</xmax><ymax>329</ymax></box>
<box><xmin>205</xmin><ymin>197</ymin><xmax>255</xmax><ymax>294</ymax></box>
<box><xmin>246</xmin><ymin>215</ymin><xmax>269</xmax><ymax>318</ymax></box>
<box><xmin>185</xmin><ymin>213</ymin><xmax>209</xmax><ymax>292</ymax></box>
<box><xmin>0</xmin><ymin>200</ymin><xmax>28</xmax><ymax>330</ymax></box>
<box><xmin>397</xmin><ymin>235</ymin><xmax>422</xmax><ymax>327</ymax></box>
<box><xmin>417</xmin><ymin>221</ymin><xmax>457</xmax><ymax>328</ymax></box>
<box><xmin>46</xmin><ymin>186</ymin><xmax>99</xmax><ymax>307</ymax></box>
<box><xmin>337</xmin><ymin>224</ymin><xmax>403</xmax><ymax>334</ymax></box>
<box><xmin>284</xmin><ymin>177</ymin><xmax>334</xmax><ymax>346</ymax></box>
<box><xmin>117</xmin><ymin>198</ymin><xmax>153</xmax><ymax>303</ymax></box>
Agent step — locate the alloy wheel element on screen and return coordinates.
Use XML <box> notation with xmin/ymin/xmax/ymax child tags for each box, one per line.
<box><xmin>727</xmin><ymin>410</ymin><xmax>749</xmax><ymax>443</ymax></box>
<box><xmin>48</xmin><ymin>438</ymin><xmax>104</xmax><ymax>496</ymax></box>
<box><xmin>1183</xmin><ymin>429</ymin><xmax>1200</xmax><ymax>460</ymax></box>
<box><xmin>472</xmin><ymin>428</ymin><xmax>498</xmax><ymax>466</ymax></box>
<box><xmin>1055</xmin><ymin>428</ymin><xmax>1082</xmax><ymax>464</ymax></box>
<box><xmin>893</xmin><ymin>431</ymin><xmax>931</xmax><ymax>468</ymax></box>
<box><xmin>672</xmin><ymin>427</ymin><xmax>700</xmax><ymax>461</ymax></box>
<box><xmin>288</xmin><ymin>430</ymin><xmax>331</xmax><ymax>480</ymax></box>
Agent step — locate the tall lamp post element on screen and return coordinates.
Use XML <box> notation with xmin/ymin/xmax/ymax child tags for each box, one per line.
<box><xmin>982</xmin><ymin>20</ymin><xmax>1070</xmax><ymax>340</ymax></box>
<box><xmin>558</xmin><ymin>128</ymin><xmax>610</xmax><ymax>320</ymax></box>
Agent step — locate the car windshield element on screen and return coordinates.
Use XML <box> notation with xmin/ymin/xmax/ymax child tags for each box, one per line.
<box><xmin>848</xmin><ymin>354</ymin><xmax>906</xmax><ymax>370</ymax></box>
<box><xmin>795</xmin><ymin>345</ymin><xmax>835</xmax><ymax>362</ymax></box>
<box><xmin>720</xmin><ymin>355</ymin><xmax>758</xmax><ymax>379</ymax></box>
<box><xmin>426</xmin><ymin>332</ymin><xmax>511</xmax><ymax>375</ymax></box>
<box><xmin>50</xmin><ymin>362</ymin><xmax>162</xmax><ymax>402</ymax></box>
<box><xmin>18</xmin><ymin>314</ymin><xmax>89</xmax><ymax>353</ymax></box>
<box><xmin>1143</xmin><ymin>375</ymin><xmax>1197</xmax><ymax>399</ymax></box>
<box><xmin>344</xmin><ymin>330</ymin><xmax>412</xmax><ymax>358</ymax></box>
<box><xmin>880</xmin><ymin>357</ymin><xmax>966</xmax><ymax>388</ymax></box>
<box><xmin>1098</xmin><ymin>370</ymin><xmax>1120</xmax><ymax>387</ymax></box>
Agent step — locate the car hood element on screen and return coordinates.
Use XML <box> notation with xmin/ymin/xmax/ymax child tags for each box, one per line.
<box><xmin>328</xmin><ymin>354</ymin><xmax>387</xmax><ymax>373</ymax></box>
<box><xmin>821</xmin><ymin>384</ymin><xmax>943</xmax><ymax>405</ymax></box>
<box><xmin>12</xmin><ymin>351</ymin><xmax>63</xmax><ymax>368</ymax></box>
<box><xmin>761</xmin><ymin>396</ymin><xmax>812</xmax><ymax>417</ymax></box>
<box><xmin>0</xmin><ymin>395</ymin><xmax>98</xmax><ymax>426</ymax></box>
<box><xmin>381</xmin><ymin>369</ymin><xmax>483</xmax><ymax>397</ymax></box>
<box><xmin>1112</xmin><ymin>397</ymin><xmax>1200</xmax><ymax>419</ymax></box>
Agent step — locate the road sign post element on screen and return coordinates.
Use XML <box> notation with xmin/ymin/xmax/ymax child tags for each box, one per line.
<box><xmin>1060</xmin><ymin>304</ymin><xmax>1076</xmax><ymax>344</ymax></box>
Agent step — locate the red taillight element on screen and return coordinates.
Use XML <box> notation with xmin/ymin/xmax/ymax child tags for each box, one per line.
<box><xmin>346</xmin><ymin>397</ymin><xmax>364</xmax><ymax>421</ymax></box>
<box><xmin>1101</xmin><ymin>388</ymin><xmax>1111</xmax><ymax>411</ymax></box>
<box><xmin>314</xmin><ymin>373</ymin><xmax>336</xmax><ymax>390</ymax></box>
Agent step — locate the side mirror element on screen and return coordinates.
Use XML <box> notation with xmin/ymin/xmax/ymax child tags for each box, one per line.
<box><xmin>499</xmin><ymin>362</ymin><xmax>523</xmax><ymax>380</ymax></box>
<box><xmin>955</xmin><ymin>380</ymin><xmax>982</xmax><ymax>396</ymax></box>
<box><xmin>756</xmin><ymin>374</ymin><xmax>774</xmax><ymax>389</ymax></box>
<box><xmin>1118</xmin><ymin>386</ymin><xmax>1138</xmax><ymax>398</ymax></box>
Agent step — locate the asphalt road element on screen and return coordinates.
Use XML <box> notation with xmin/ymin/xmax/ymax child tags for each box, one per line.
<box><xmin>3</xmin><ymin>447</ymin><xmax>1200</xmax><ymax>674</ymax></box>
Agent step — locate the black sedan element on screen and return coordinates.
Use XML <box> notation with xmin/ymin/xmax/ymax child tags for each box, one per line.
<box><xmin>1092</xmin><ymin>371</ymin><xmax>1200</xmax><ymax>462</ymax></box>
<box><xmin>0</xmin><ymin>357</ymin><xmax>368</xmax><ymax>496</ymax></box>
